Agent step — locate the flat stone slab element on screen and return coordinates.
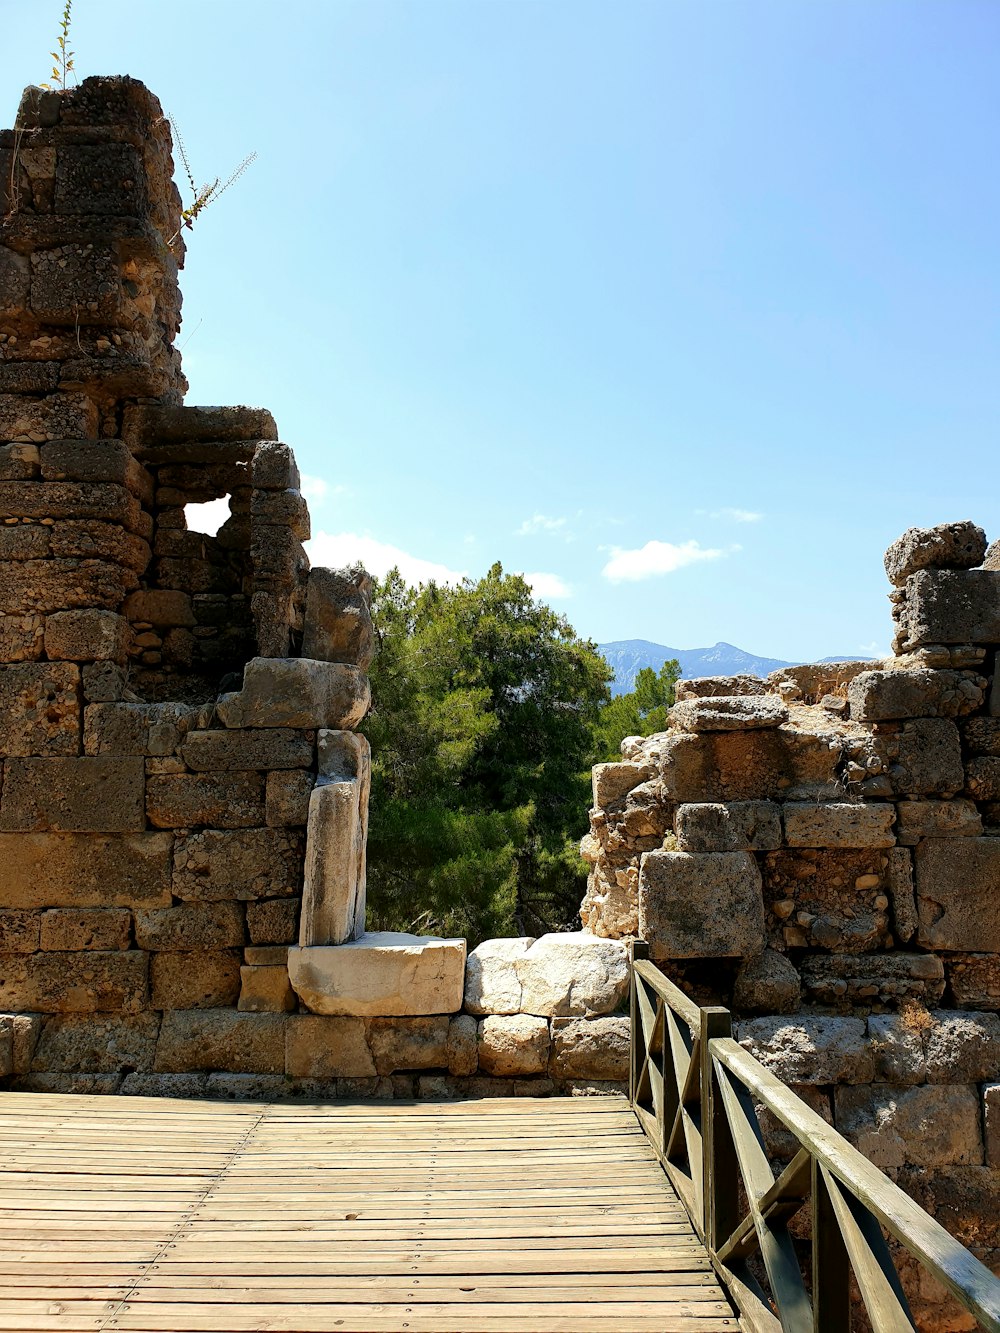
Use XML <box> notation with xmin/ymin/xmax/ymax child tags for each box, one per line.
<box><xmin>287</xmin><ymin>932</ymin><xmax>466</xmax><ymax>1016</ymax></box>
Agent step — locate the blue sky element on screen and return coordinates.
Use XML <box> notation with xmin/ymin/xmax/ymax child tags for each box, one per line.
<box><xmin>4</xmin><ymin>1</ymin><xmax>999</xmax><ymax>661</ymax></box>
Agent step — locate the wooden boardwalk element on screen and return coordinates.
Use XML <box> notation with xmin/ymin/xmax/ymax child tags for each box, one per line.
<box><xmin>0</xmin><ymin>1091</ymin><xmax>736</xmax><ymax>1333</ymax></box>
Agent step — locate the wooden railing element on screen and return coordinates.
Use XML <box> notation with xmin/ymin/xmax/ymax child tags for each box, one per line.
<box><xmin>629</xmin><ymin>942</ymin><xmax>1000</xmax><ymax>1333</ymax></box>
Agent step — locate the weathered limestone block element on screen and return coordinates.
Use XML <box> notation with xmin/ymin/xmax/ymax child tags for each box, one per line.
<box><xmin>250</xmin><ymin>441</ymin><xmax>300</xmax><ymax>491</ymax></box>
<box><xmin>732</xmin><ymin>950</ymin><xmax>802</xmax><ymax>1014</ymax></box>
<box><xmin>0</xmin><ymin>832</ymin><xmax>172</xmax><ymax>909</ymax></box>
<box><xmin>82</xmin><ymin>662</ymin><xmax>127</xmax><ymax>703</ymax></box>
<box><xmin>216</xmin><ymin>658</ymin><xmax>370</xmax><ymax>730</ymax></box>
<box><xmin>181</xmin><ymin>729</ymin><xmax>313</xmax><ymax>771</ymax></box>
<box><xmin>284</xmin><ymin>1014</ymin><xmax>374</xmax><ymax>1078</ymax></box>
<box><xmin>447</xmin><ymin>1014</ymin><xmax>478</xmax><ymax>1076</ymax></box>
<box><xmin>863</xmin><ymin>719</ymin><xmax>965</xmax><ymax>797</ymax></box>
<box><xmin>515</xmin><ymin>933</ymin><xmax>630</xmax><ymax>1018</ymax></box>
<box><xmin>172</xmin><ymin>829</ymin><xmax>303</xmax><ymax>901</ymax></box>
<box><xmin>915</xmin><ymin>838</ymin><xmax>1000</xmax><ymax>951</ymax></box>
<box><xmin>14</xmin><ymin>1072</ymin><xmax>123</xmax><ymax>1095</ymax></box>
<box><xmin>835</xmin><ymin>1084</ymin><xmax>984</xmax><ymax>1169</ymax></box>
<box><xmin>0</xmin><ymin>557</ymin><xmax>130</xmax><ymax>614</ymax></box>
<box><xmin>154</xmin><ymin>1010</ymin><xmax>286</xmax><ymax>1074</ymax></box>
<box><xmin>800</xmin><ymin>954</ymin><xmax>945</xmax><ymax>1007</ymax></box>
<box><xmin>965</xmin><ymin>757</ymin><xmax>1000</xmax><ymax>801</ymax></box>
<box><xmin>868</xmin><ymin>1014</ymin><xmax>927</xmax><ymax>1085</ymax></box>
<box><xmin>288</xmin><ymin>933</ymin><xmax>466</xmax><ymax>1017</ymax></box>
<box><xmin>150</xmin><ymin>951</ymin><xmax>241</xmax><ymax>1010</ymax></box>
<box><xmin>0</xmin><ymin>662</ymin><xmax>79</xmax><ymax>755</ymax></box>
<box><xmin>0</xmin><ymin>950</ymin><xmax>147</xmax><ymax>1013</ymax></box>
<box><xmin>477</xmin><ymin>1015</ymin><xmax>549</xmax><ymax>1076</ymax></box>
<box><xmin>0</xmin><ymin>526</ymin><xmax>50</xmax><ymax>561</ymax></box>
<box><xmin>0</xmin><ymin>443</ymin><xmax>38</xmax><ymax>481</ymax></box>
<box><xmin>146</xmin><ymin>772</ymin><xmax>264</xmax><ymax>829</ymax></box>
<box><xmin>0</xmin><ymin>1014</ymin><xmax>42</xmax><ymax>1076</ymax></box>
<box><xmin>947</xmin><ymin>955</ymin><xmax>1000</xmax><ymax>1011</ymax></box>
<box><xmin>640</xmin><ymin>850</ymin><xmax>765</xmax><ymax>958</ymax></box>
<box><xmin>0</xmin><ymin>909</ymin><xmax>41</xmax><ymax>952</ymax></box>
<box><xmin>301</xmin><ymin>567</ymin><xmax>375</xmax><ymax>669</ymax></box>
<box><xmin>51</xmin><ymin>521</ymin><xmax>150</xmax><ymax>572</ymax></box>
<box><xmin>766</xmin><ymin>662</ymin><xmax>872</xmax><ymax>704</ymax></box>
<box><xmin>123</xmin><ymin>588</ymin><xmax>195</xmax><ymax>627</ymax></box>
<box><xmin>134</xmin><ymin>902</ymin><xmax>244</xmax><ymax>952</ymax></box>
<box><xmin>0</xmin><ymin>481</ymin><xmax>143</xmax><ymax>532</ymax></box>
<box><xmin>898</xmin><ymin>569</ymin><xmax>1000</xmax><ymax>647</ymax></box>
<box><xmin>30</xmin><ymin>1014</ymin><xmax>160</xmax><ymax>1074</ymax></box>
<box><xmin>0</xmin><ymin>392</ymin><xmax>98</xmax><ymax>444</ymax></box>
<box><xmin>675</xmin><ymin>674</ymin><xmax>767</xmax><ymax>700</ymax></box>
<box><xmin>985</xmin><ymin>1085</ymin><xmax>1000</xmax><ymax>1166</ymax></box>
<box><xmin>120</xmin><ymin>1072</ymin><xmax>209</xmax><ymax>1099</ymax></box>
<box><xmin>368</xmin><ymin>1016</ymin><xmax>449</xmax><ymax>1075</ymax></box>
<box><xmin>123</xmin><ymin>404</ymin><xmax>278</xmax><ymax>455</ymax></box>
<box><xmin>884</xmin><ymin>521</ymin><xmax>987</xmax><ymax>586</ymax></box>
<box><xmin>0</xmin><ymin>612</ymin><xmax>44</xmax><ymax>662</ymax></box>
<box><xmin>40</xmin><ymin>908</ymin><xmax>130</xmax><ymax>951</ymax></box>
<box><xmin>963</xmin><ymin>717</ymin><xmax>1000</xmax><ymax>755</ymax></box>
<box><xmin>848</xmin><ymin>668</ymin><xmax>985</xmax><ymax>721</ymax></box>
<box><xmin>463</xmin><ymin>937</ymin><xmax>535</xmax><ymax>1016</ymax></box>
<box><xmin>671</xmin><ymin>694</ymin><xmax>788</xmax><ymax>732</ymax></box>
<box><xmin>783</xmin><ymin>802</ymin><xmax>895</xmax><ymax>849</ymax></box>
<box><xmin>265</xmin><ymin>770</ymin><xmax>313</xmax><ymax>826</ymax></box>
<box><xmin>0</xmin><ymin>755</ymin><xmax>145</xmax><ymax>832</ymax></box>
<box><xmin>43</xmin><ymin>609</ymin><xmax>130</xmax><ymax>663</ymax></box>
<box><xmin>84</xmin><ymin>702</ymin><xmax>195</xmax><ymax>757</ymax></box>
<box><xmin>39</xmin><ymin>440</ymin><xmax>151</xmax><ymax>494</ymax></box>
<box><xmin>762</xmin><ymin>849</ymin><xmax>892</xmax><ymax>952</ymax></box>
<box><xmin>592</xmin><ymin>761</ymin><xmax>655</xmax><ymax>808</ymax></box>
<box><xmin>246</xmin><ymin>898</ymin><xmax>300</xmax><ymax>946</ymax></box>
<box><xmin>737</xmin><ymin>1016</ymin><xmax>875</xmax><ymax>1084</ymax></box>
<box><xmin>896</xmin><ymin>799</ymin><xmax>982</xmax><ymax>845</ymax></box>
<box><xmin>299</xmin><ymin>732</ymin><xmax>370</xmax><ymax>946</ymax></box>
<box><xmin>549</xmin><ymin>1016</ymin><xmax>630</xmax><ymax>1082</ymax></box>
<box><xmin>675</xmin><ymin>801</ymin><xmax>781</xmax><ymax>853</ymax></box>
<box><xmin>238</xmin><ymin>965</ymin><xmax>296</xmax><ymax>1013</ymax></box>
<box><xmin>923</xmin><ymin>1011</ymin><xmax>1000</xmax><ymax>1083</ymax></box>
<box><xmin>887</xmin><ymin>847</ymin><xmax>918</xmax><ymax>943</ymax></box>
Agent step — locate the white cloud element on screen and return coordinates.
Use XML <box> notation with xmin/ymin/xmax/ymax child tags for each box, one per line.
<box><xmin>306</xmin><ymin>531</ymin><xmax>466</xmax><ymax>586</ymax></box>
<box><xmin>857</xmin><ymin>641</ymin><xmax>888</xmax><ymax>659</ymax></box>
<box><xmin>696</xmin><ymin>507</ymin><xmax>763</xmax><ymax>523</ymax></box>
<box><xmin>300</xmin><ymin>474</ymin><xmax>346</xmax><ymax>504</ymax></box>
<box><xmin>184</xmin><ymin>498</ymin><xmax>230</xmax><ymax>536</ymax></box>
<box><xmin>517</xmin><ymin>513</ymin><xmax>569</xmax><ymax>537</ymax></box>
<box><xmin>602</xmin><ymin>539</ymin><xmax>730</xmax><ymax>582</ymax></box>
<box><xmin>522</xmin><ymin>571</ymin><xmax>572</xmax><ymax>600</ymax></box>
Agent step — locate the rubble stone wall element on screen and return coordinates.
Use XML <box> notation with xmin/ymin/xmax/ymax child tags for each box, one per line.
<box><xmin>0</xmin><ymin>77</ymin><xmax>629</xmax><ymax>1102</ymax></box>
<box><xmin>582</xmin><ymin>519</ymin><xmax>1000</xmax><ymax>1330</ymax></box>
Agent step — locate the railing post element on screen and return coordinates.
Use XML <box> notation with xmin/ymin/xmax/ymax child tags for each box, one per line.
<box><xmin>700</xmin><ymin>1006</ymin><xmax>738</xmax><ymax>1254</ymax></box>
<box><xmin>629</xmin><ymin>939</ymin><xmax>649</xmax><ymax>1106</ymax></box>
<box><xmin>811</xmin><ymin>1158</ymin><xmax>851</xmax><ymax>1332</ymax></box>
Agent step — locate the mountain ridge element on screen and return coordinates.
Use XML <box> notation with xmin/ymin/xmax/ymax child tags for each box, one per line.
<box><xmin>599</xmin><ymin>638</ymin><xmax>869</xmax><ymax>696</ymax></box>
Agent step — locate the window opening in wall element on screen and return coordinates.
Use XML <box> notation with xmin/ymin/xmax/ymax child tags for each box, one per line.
<box><xmin>184</xmin><ymin>497</ymin><xmax>231</xmax><ymax>536</ymax></box>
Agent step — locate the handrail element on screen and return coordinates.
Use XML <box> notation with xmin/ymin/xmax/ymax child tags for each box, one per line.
<box><xmin>629</xmin><ymin>941</ymin><xmax>1000</xmax><ymax>1333</ymax></box>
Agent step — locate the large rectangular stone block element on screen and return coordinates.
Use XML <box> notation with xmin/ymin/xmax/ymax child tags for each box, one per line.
<box><xmin>835</xmin><ymin>1084</ymin><xmax>983</xmax><ymax>1170</ymax></box>
<box><xmin>549</xmin><ymin>1016</ymin><xmax>630</xmax><ymax>1082</ymax></box>
<box><xmin>0</xmin><ymin>480</ymin><xmax>142</xmax><ymax>529</ymax></box>
<box><xmin>0</xmin><ymin>392</ymin><xmax>98</xmax><ymax>445</ymax></box>
<box><xmin>900</xmin><ymin>569</ymin><xmax>1000</xmax><ymax>647</ymax></box>
<box><xmin>639</xmin><ymin>850</ymin><xmax>765</xmax><ymax>958</ymax></box>
<box><xmin>0</xmin><ymin>558</ymin><xmax>130</xmax><ymax>615</ymax></box>
<box><xmin>134</xmin><ymin>901</ymin><xmax>245</xmax><ymax>952</ymax></box>
<box><xmin>215</xmin><ymin>658</ymin><xmax>370</xmax><ymax>731</ymax></box>
<box><xmin>783</xmin><ymin>802</ymin><xmax>895</xmax><ymax>848</ymax></box>
<box><xmin>43</xmin><ymin>610</ymin><xmax>130</xmax><ymax>663</ymax></box>
<box><xmin>0</xmin><ymin>950</ymin><xmax>147</xmax><ymax>1013</ymax></box>
<box><xmin>675</xmin><ymin>801</ymin><xmax>781</xmax><ymax>853</ymax></box>
<box><xmin>284</xmin><ymin>1014</ymin><xmax>374</xmax><ymax>1078</ymax></box>
<box><xmin>29</xmin><ymin>1014</ymin><xmax>160</xmax><ymax>1073</ymax></box>
<box><xmin>83</xmin><ymin>701</ymin><xmax>194</xmax><ymax>756</ymax></box>
<box><xmin>299</xmin><ymin>734</ymin><xmax>370</xmax><ymax>947</ymax></box>
<box><xmin>40</xmin><ymin>440</ymin><xmax>153</xmax><ymax>501</ymax></box>
<box><xmin>848</xmin><ymin>668</ymin><xmax>985</xmax><ymax>721</ymax></box>
<box><xmin>0</xmin><ymin>756</ymin><xmax>145</xmax><ymax>831</ymax></box>
<box><xmin>0</xmin><ymin>909</ymin><xmax>41</xmax><ymax>953</ymax></box>
<box><xmin>40</xmin><ymin>908</ymin><xmax>131</xmax><ymax>951</ymax></box>
<box><xmin>150</xmin><ymin>951</ymin><xmax>241</xmax><ymax>1009</ymax></box>
<box><xmin>737</xmin><ymin>1016</ymin><xmax>874</xmax><ymax>1084</ymax></box>
<box><xmin>180</xmin><ymin>729</ymin><xmax>313</xmax><ymax>771</ymax></box>
<box><xmin>172</xmin><ymin>829</ymin><xmax>304</xmax><ymax>902</ymax></box>
<box><xmin>0</xmin><ymin>612</ymin><xmax>44</xmax><ymax>662</ymax></box>
<box><xmin>866</xmin><ymin>719</ymin><xmax>965</xmax><ymax>797</ymax></box>
<box><xmin>896</xmin><ymin>799</ymin><xmax>982</xmax><ymax>845</ymax></box>
<box><xmin>154</xmin><ymin>1010</ymin><xmax>286</xmax><ymax>1074</ymax></box>
<box><xmin>0</xmin><ymin>832</ymin><xmax>172</xmax><ymax>908</ymax></box>
<box><xmin>0</xmin><ymin>662</ymin><xmax>79</xmax><ymax>754</ymax></box>
<box><xmin>660</xmin><ymin>723</ymin><xmax>843</xmax><ymax>803</ymax></box>
<box><xmin>916</xmin><ymin>838</ymin><xmax>1000</xmax><ymax>951</ymax></box>
<box><xmin>287</xmin><ymin>933</ymin><xmax>466</xmax><ymax>1016</ymax></box>
<box><xmin>146</xmin><ymin>772</ymin><xmax>264</xmax><ymax>829</ymax></box>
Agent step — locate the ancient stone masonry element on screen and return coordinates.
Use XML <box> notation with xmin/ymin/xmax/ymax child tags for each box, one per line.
<box><xmin>582</xmin><ymin>518</ymin><xmax>1000</xmax><ymax>1331</ymax></box>
<box><xmin>0</xmin><ymin>77</ymin><xmax>629</xmax><ymax>1103</ymax></box>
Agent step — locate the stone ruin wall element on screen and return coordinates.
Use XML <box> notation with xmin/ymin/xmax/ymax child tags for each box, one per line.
<box><xmin>0</xmin><ymin>77</ymin><xmax>631</xmax><ymax>1104</ymax></box>
<box><xmin>582</xmin><ymin>519</ymin><xmax>1000</xmax><ymax>1329</ymax></box>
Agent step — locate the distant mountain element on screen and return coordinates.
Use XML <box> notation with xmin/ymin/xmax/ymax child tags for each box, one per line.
<box><xmin>597</xmin><ymin>639</ymin><xmax>870</xmax><ymax>696</ymax></box>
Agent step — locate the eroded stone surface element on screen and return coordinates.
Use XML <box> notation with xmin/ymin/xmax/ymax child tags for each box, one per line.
<box><xmin>288</xmin><ymin>934</ymin><xmax>466</xmax><ymax>1017</ymax></box>
<box><xmin>737</xmin><ymin>1016</ymin><xmax>874</xmax><ymax>1084</ymax></box>
<box><xmin>216</xmin><ymin>658</ymin><xmax>370</xmax><ymax>730</ymax></box>
<box><xmin>478</xmin><ymin>1015</ymin><xmax>549</xmax><ymax>1076</ymax></box>
<box><xmin>884</xmin><ymin>521</ymin><xmax>987</xmax><ymax>587</ymax></box>
<box><xmin>640</xmin><ymin>850</ymin><xmax>765</xmax><ymax>958</ymax></box>
<box><xmin>835</xmin><ymin>1083</ymin><xmax>984</xmax><ymax>1169</ymax></box>
<box><xmin>515</xmin><ymin>934</ymin><xmax>629</xmax><ymax>1018</ymax></box>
